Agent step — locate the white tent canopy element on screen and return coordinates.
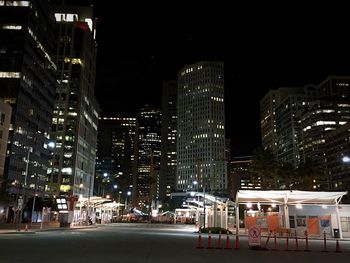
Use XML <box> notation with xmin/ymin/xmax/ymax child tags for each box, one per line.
<box><xmin>236</xmin><ymin>190</ymin><xmax>347</xmax><ymax>205</ymax></box>
<box><xmin>76</xmin><ymin>196</ymin><xmax>124</xmax><ymax>209</ymax></box>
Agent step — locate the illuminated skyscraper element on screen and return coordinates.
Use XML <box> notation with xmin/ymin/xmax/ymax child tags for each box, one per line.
<box><xmin>48</xmin><ymin>1</ymin><xmax>99</xmax><ymax>198</ymax></box>
<box><xmin>177</xmin><ymin>61</ymin><xmax>227</xmax><ymax>194</ymax></box>
<box><xmin>95</xmin><ymin>117</ymin><xmax>136</xmax><ymax>198</ymax></box>
<box><xmin>0</xmin><ymin>0</ymin><xmax>57</xmax><ymax>198</ymax></box>
<box><xmin>133</xmin><ymin>106</ymin><xmax>161</xmax><ymax>211</ymax></box>
<box><xmin>160</xmin><ymin>80</ymin><xmax>177</xmax><ymax>201</ymax></box>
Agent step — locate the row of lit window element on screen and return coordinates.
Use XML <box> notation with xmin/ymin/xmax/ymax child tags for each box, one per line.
<box><xmin>64</xmin><ymin>57</ymin><xmax>83</xmax><ymax>65</ymax></box>
<box><xmin>0</xmin><ymin>71</ymin><xmax>20</xmax><ymax>78</ymax></box>
<box><xmin>27</xmin><ymin>27</ymin><xmax>57</xmax><ymax>70</ymax></box>
<box><xmin>211</xmin><ymin>96</ymin><xmax>224</xmax><ymax>102</ymax></box>
<box><xmin>0</xmin><ymin>24</ymin><xmax>22</xmax><ymax>30</ymax></box>
<box><xmin>0</xmin><ymin>1</ymin><xmax>30</xmax><ymax>6</ymax></box>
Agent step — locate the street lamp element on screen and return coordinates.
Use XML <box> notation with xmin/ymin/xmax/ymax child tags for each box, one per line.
<box><xmin>18</xmin><ymin>146</ymin><xmax>31</xmax><ymax>231</ymax></box>
<box><xmin>342</xmin><ymin>156</ymin><xmax>350</xmax><ymax>163</ymax></box>
<box><xmin>125</xmin><ymin>191</ymin><xmax>131</xmax><ymax>213</ymax></box>
<box><xmin>193</xmin><ymin>180</ymin><xmax>199</xmax><ymax>225</ymax></box>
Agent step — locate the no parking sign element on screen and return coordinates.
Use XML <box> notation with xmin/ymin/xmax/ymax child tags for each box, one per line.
<box><xmin>248</xmin><ymin>226</ymin><xmax>261</xmax><ymax>247</ymax></box>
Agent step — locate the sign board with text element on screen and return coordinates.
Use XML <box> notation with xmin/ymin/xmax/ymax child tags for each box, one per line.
<box><xmin>248</xmin><ymin>225</ymin><xmax>261</xmax><ymax>247</ymax></box>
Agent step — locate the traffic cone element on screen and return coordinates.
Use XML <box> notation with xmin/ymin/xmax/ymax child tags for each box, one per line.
<box><xmin>335</xmin><ymin>240</ymin><xmax>342</xmax><ymax>253</ymax></box>
<box><xmin>216</xmin><ymin>230</ymin><xmax>222</xmax><ymax>249</ymax></box>
<box><xmin>196</xmin><ymin>227</ymin><xmax>203</xmax><ymax>249</ymax></box>
<box><xmin>25</xmin><ymin>224</ymin><xmax>28</xmax><ymax>232</ymax></box>
<box><xmin>207</xmin><ymin>229</ymin><xmax>212</xmax><ymax>249</ymax></box>
<box><xmin>235</xmin><ymin>227</ymin><xmax>240</xmax><ymax>249</ymax></box>
<box><xmin>224</xmin><ymin>229</ymin><xmax>231</xmax><ymax>249</ymax></box>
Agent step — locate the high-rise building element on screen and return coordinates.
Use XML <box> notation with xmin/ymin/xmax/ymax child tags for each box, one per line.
<box><xmin>160</xmin><ymin>80</ymin><xmax>177</xmax><ymax>201</ymax></box>
<box><xmin>275</xmin><ymin>90</ymin><xmax>308</xmax><ymax>167</ymax></box>
<box><xmin>324</xmin><ymin>122</ymin><xmax>350</xmax><ymax>201</ymax></box>
<box><xmin>177</xmin><ymin>61</ymin><xmax>227</xmax><ymax>194</ymax></box>
<box><xmin>260</xmin><ymin>87</ymin><xmax>312</xmax><ymax>158</ymax></box>
<box><xmin>0</xmin><ymin>0</ymin><xmax>57</xmax><ymax>199</ymax></box>
<box><xmin>95</xmin><ymin>117</ymin><xmax>136</xmax><ymax>199</ymax></box>
<box><xmin>48</xmin><ymin>1</ymin><xmax>99</xmax><ymax>198</ymax></box>
<box><xmin>227</xmin><ymin>156</ymin><xmax>256</xmax><ymax>200</ymax></box>
<box><xmin>133</xmin><ymin>106</ymin><xmax>161</xmax><ymax>211</ymax></box>
<box><xmin>298</xmin><ymin>100</ymin><xmax>350</xmax><ymax>164</ymax></box>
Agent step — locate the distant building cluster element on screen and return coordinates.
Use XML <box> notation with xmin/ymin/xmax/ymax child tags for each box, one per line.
<box><xmin>2</xmin><ymin>1</ymin><xmax>350</xmax><ymax>226</ymax></box>
<box><xmin>260</xmin><ymin>76</ymin><xmax>350</xmax><ymax>200</ymax></box>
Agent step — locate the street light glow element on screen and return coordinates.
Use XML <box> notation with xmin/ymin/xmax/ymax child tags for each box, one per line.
<box><xmin>342</xmin><ymin>156</ymin><xmax>350</xmax><ymax>163</ymax></box>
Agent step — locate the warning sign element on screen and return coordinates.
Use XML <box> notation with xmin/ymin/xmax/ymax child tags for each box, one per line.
<box><xmin>248</xmin><ymin>226</ymin><xmax>261</xmax><ymax>246</ymax></box>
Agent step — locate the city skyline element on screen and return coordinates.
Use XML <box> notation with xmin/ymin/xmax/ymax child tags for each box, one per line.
<box><xmin>93</xmin><ymin>5</ymin><xmax>350</xmax><ymax>156</ymax></box>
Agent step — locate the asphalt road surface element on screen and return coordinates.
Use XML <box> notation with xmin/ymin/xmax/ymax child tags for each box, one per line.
<box><xmin>0</xmin><ymin>223</ymin><xmax>349</xmax><ymax>263</ymax></box>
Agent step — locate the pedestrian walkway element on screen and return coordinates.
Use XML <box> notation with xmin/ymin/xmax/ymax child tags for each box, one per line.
<box><xmin>0</xmin><ymin>222</ymin><xmax>97</xmax><ymax>234</ymax></box>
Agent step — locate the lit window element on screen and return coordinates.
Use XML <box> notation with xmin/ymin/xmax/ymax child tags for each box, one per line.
<box><xmin>0</xmin><ymin>72</ymin><xmax>21</xmax><ymax>78</ymax></box>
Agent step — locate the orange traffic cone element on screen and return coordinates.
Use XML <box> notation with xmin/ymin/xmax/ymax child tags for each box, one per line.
<box><xmin>216</xmin><ymin>230</ymin><xmax>222</xmax><ymax>249</ymax></box>
<box><xmin>224</xmin><ymin>229</ymin><xmax>231</xmax><ymax>249</ymax></box>
<box><xmin>196</xmin><ymin>227</ymin><xmax>203</xmax><ymax>249</ymax></box>
<box><xmin>335</xmin><ymin>240</ymin><xmax>342</xmax><ymax>253</ymax></box>
<box><xmin>235</xmin><ymin>227</ymin><xmax>240</xmax><ymax>249</ymax></box>
<box><xmin>207</xmin><ymin>229</ymin><xmax>212</xmax><ymax>249</ymax></box>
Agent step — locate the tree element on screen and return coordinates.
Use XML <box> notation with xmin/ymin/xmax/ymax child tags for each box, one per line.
<box><xmin>250</xmin><ymin>147</ymin><xmax>280</xmax><ymax>189</ymax></box>
<box><xmin>295</xmin><ymin>158</ymin><xmax>324</xmax><ymax>190</ymax></box>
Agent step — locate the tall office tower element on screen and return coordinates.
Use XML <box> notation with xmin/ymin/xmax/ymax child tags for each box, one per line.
<box><xmin>133</xmin><ymin>106</ymin><xmax>161</xmax><ymax>211</ymax></box>
<box><xmin>0</xmin><ymin>100</ymin><xmax>11</xmax><ymax>194</ymax></box>
<box><xmin>48</xmin><ymin>1</ymin><xmax>99</xmax><ymax>198</ymax></box>
<box><xmin>275</xmin><ymin>89</ymin><xmax>308</xmax><ymax>167</ymax></box>
<box><xmin>160</xmin><ymin>80</ymin><xmax>177</xmax><ymax>202</ymax></box>
<box><xmin>177</xmin><ymin>61</ymin><xmax>227</xmax><ymax>194</ymax></box>
<box><xmin>95</xmin><ymin>117</ymin><xmax>136</xmax><ymax>199</ymax></box>
<box><xmin>324</xmin><ymin>122</ymin><xmax>350</xmax><ymax>201</ymax></box>
<box><xmin>299</xmin><ymin>100</ymin><xmax>350</xmax><ymax>190</ymax></box>
<box><xmin>0</xmin><ymin>0</ymin><xmax>57</xmax><ymax>199</ymax></box>
<box><xmin>227</xmin><ymin>156</ymin><xmax>255</xmax><ymax>200</ymax></box>
<box><xmin>299</xmin><ymin>100</ymin><xmax>350</xmax><ymax>163</ymax></box>
<box><xmin>260</xmin><ymin>87</ymin><xmax>309</xmax><ymax>157</ymax></box>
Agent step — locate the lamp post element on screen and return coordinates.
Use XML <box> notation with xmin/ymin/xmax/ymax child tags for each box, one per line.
<box><xmin>30</xmin><ymin>193</ymin><xmax>37</xmax><ymax>228</ymax></box>
<box><xmin>203</xmin><ymin>184</ymin><xmax>206</xmax><ymax>228</ymax></box>
<box><xmin>125</xmin><ymin>191</ymin><xmax>131</xmax><ymax>213</ymax></box>
<box><xmin>193</xmin><ymin>180</ymin><xmax>199</xmax><ymax>225</ymax></box>
<box><xmin>18</xmin><ymin>147</ymin><xmax>31</xmax><ymax>231</ymax></box>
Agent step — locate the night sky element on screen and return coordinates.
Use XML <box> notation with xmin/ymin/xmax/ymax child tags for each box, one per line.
<box><xmin>93</xmin><ymin>5</ymin><xmax>350</xmax><ymax>157</ymax></box>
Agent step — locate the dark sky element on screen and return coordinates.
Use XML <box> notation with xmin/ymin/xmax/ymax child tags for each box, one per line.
<box><xmin>93</xmin><ymin>5</ymin><xmax>350</xmax><ymax>157</ymax></box>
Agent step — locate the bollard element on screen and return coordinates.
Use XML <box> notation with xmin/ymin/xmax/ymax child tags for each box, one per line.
<box><xmin>224</xmin><ymin>229</ymin><xmax>231</xmax><ymax>249</ymax></box>
<box><xmin>272</xmin><ymin>232</ymin><xmax>278</xmax><ymax>251</ymax></box>
<box><xmin>294</xmin><ymin>230</ymin><xmax>299</xmax><ymax>251</ymax></box>
<box><xmin>335</xmin><ymin>240</ymin><xmax>342</xmax><ymax>253</ymax></box>
<box><xmin>322</xmin><ymin>231</ymin><xmax>329</xmax><ymax>252</ymax></box>
<box><xmin>207</xmin><ymin>229</ymin><xmax>212</xmax><ymax>249</ymax></box>
<box><xmin>196</xmin><ymin>227</ymin><xmax>203</xmax><ymax>249</ymax></box>
<box><xmin>304</xmin><ymin>230</ymin><xmax>310</xmax><ymax>252</ymax></box>
<box><xmin>285</xmin><ymin>235</ymin><xmax>290</xmax><ymax>251</ymax></box>
<box><xmin>264</xmin><ymin>231</ymin><xmax>272</xmax><ymax>250</ymax></box>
